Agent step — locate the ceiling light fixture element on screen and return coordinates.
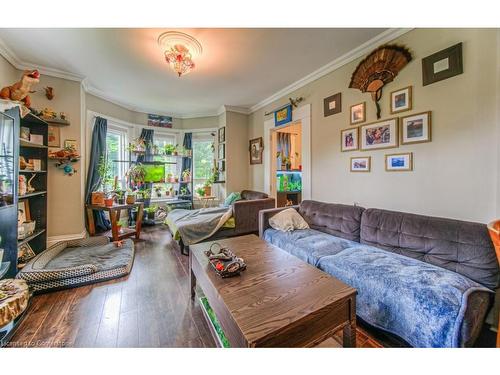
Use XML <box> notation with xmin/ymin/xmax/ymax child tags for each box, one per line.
<box><xmin>157</xmin><ymin>31</ymin><xmax>203</xmax><ymax>77</ymax></box>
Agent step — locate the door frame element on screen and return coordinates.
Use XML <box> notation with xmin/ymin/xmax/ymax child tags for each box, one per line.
<box><xmin>264</xmin><ymin>103</ymin><xmax>311</xmax><ymax>201</ymax></box>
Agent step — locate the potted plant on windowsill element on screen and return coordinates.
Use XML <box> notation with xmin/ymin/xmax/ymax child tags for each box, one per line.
<box><xmin>182</xmin><ymin>169</ymin><xmax>191</xmax><ymax>183</ymax></box>
<box><xmin>164</xmin><ymin>144</ymin><xmax>176</xmax><ymax>156</ymax></box>
<box><xmin>196</xmin><ymin>187</ymin><xmax>206</xmax><ymax>197</ymax></box>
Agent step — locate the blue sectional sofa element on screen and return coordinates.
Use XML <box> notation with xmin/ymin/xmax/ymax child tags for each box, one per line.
<box><xmin>259</xmin><ymin>200</ymin><xmax>500</xmax><ymax>347</ymax></box>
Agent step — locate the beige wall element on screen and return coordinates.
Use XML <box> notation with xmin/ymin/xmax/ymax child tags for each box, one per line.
<box><xmin>225</xmin><ymin>111</ymin><xmax>249</xmax><ymax>193</ymax></box>
<box><xmin>26</xmin><ymin>75</ymin><xmax>85</xmax><ymax>237</ymax></box>
<box><xmin>1</xmin><ymin>59</ymin><xmax>86</xmax><ymax>238</ymax></box>
<box><xmin>248</xmin><ymin>28</ymin><xmax>500</xmax><ymax>223</ymax></box>
<box><xmin>0</xmin><ymin>55</ymin><xmax>17</xmax><ymax>83</ymax></box>
<box><xmin>182</xmin><ymin>116</ymin><xmax>218</xmax><ymax>129</ymax></box>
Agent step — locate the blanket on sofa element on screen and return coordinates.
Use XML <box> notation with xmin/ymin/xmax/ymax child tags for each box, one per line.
<box><xmin>318</xmin><ymin>245</ymin><xmax>492</xmax><ymax>348</ymax></box>
<box><xmin>166</xmin><ymin>207</ymin><xmax>233</xmax><ymax>245</ymax></box>
<box><xmin>264</xmin><ymin>228</ymin><xmax>493</xmax><ymax>347</ymax></box>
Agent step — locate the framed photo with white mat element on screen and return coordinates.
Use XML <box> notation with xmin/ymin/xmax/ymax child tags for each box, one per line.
<box><xmin>400</xmin><ymin>111</ymin><xmax>431</xmax><ymax>145</ymax></box>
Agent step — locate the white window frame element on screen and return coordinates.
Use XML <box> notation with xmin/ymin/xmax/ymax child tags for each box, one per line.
<box><xmin>192</xmin><ymin>131</ymin><xmax>216</xmax><ymax>189</ymax></box>
<box><xmin>106</xmin><ymin>121</ymin><xmax>130</xmax><ymax>190</ymax></box>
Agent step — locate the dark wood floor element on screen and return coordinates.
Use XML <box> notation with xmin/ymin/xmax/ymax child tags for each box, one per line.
<box><xmin>9</xmin><ymin>226</ymin><xmax>216</xmax><ymax>348</ymax></box>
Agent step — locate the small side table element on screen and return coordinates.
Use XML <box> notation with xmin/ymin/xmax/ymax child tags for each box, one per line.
<box><xmin>198</xmin><ymin>196</ymin><xmax>217</xmax><ymax>208</ymax></box>
<box><xmin>86</xmin><ymin>202</ymin><xmax>144</xmax><ymax>241</ymax></box>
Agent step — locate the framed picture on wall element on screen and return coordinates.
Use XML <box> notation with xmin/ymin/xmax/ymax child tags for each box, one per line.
<box><xmin>390</xmin><ymin>86</ymin><xmax>412</xmax><ymax>114</ymax></box>
<box><xmin>350</xmin><ymin>102</ymin><xmax>365</xmax><ymax>124</ymax></box>
<box><xmin>340</xmin><ymin>127</ymin><xmax>359</xmax><ymax>152</ymax></box>
<box><xmin>385</xmin><ymin>152</ymin><xmax>413</xmax><ymax>172</ymax></box>
<box><xmin>48</xmin><ymin>125</ymin><xmax>61</xmax><ymax>147</ymax></box>
<box><xmin>400</xmin><ymin>111</ymin><xmax>432</xmax><ymax>145</ymax></box>
<box><xmin>350</xmin><ymin>156</ymin><xmax>371</xmax><ymax>172</ymax></box>
<box><xmin>360</xmin><ymin>118</ymin><xmax>398</xmax><ymax>151</ymax></box>
<box><xmin>249</xmin><ymin>137</ymin><xmax>263</xmax><ymax>165</ymax></box>
<box><xmin>218</xmin><ymin>143</ymin><xmax>225</xmax><ymax>160</ymax></box>
<box><xmin>323</xmin><ymin>92</ymin><xmax>341</xmax><ymax>117</ymax></box>
<box><xmin>218</xmin><ymin>127</ymin><xmax>225</xmax><ymax>143</ymax></box>
<box><xmin>64</xmin><ymin>139</ymin><xmax>78</xmax><ymax>150</ymax></box>
<box><xmin>422</xmin><ymin>42</ymin><xmax>463</xmax><ymax>86</ymax></box>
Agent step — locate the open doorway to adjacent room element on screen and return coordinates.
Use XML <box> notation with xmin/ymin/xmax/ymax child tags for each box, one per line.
<box><xmin>270</xmin><ymin>122</ymin><xmax>303</xmax><ymax>207</ymax></box>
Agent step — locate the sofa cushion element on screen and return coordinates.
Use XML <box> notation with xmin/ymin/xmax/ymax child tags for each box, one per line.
<box><xmin>269</xmin><ymin>208</ymin><xmax>309</xmax><ymax>232</ymax></box>
<box><xmin>241</xmin><ymin>190</ymin><xmax>268</xmax><ymax>200</ymax></box>
<box><xmin>263</xmin><ymin>228</ymin><xmax>359</xmax><ymax>266</ymax></box>
<box><xmin>298</xmin><ymin>200</ymin><xmax>364</xmax><ymax>242</ymax></box>
<box><xmin>317</xmin><ymin>244</ymin><xmax>492</xmax><ymax>347</ymax></box>
<box><xmin>360</xmin><ymin>208</ymin><xmax>500</xmax><ymax>289</ymax></box>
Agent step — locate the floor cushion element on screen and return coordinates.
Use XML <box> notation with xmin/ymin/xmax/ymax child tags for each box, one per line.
<box><xmin>263</xmin><ymin>228</ymin><xmax>359</xmax><ymax>266</ymax></box>
<box><xmin>317</xmin><ymin>244</ymin><xmax>492</xmax><ymax>347</ymax></box>
<box><xmin>16</xmin><ymin>237</ymin><xmax>135</xmax><ymax>293</ymax></box>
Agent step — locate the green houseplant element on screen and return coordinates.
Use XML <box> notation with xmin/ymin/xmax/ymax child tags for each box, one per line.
<box><xmin>91</xmin><ymin>155</ymin><xmax>113</xmax><ymax>205</ymax></box>
<box><xmin>164</xmin><ymin>144</ymin><xmax>176</xmax><ymax>155</ymax></box>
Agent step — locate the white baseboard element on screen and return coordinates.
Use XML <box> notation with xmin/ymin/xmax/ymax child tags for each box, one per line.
<box><xmin>48</xmin><ymin>230</ymin><xmax>87</xmax><ymax>246</ymax></box>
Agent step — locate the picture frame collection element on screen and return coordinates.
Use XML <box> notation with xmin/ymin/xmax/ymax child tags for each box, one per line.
<box><xmin>342</xmin><ymin>85</ymin><xmax>431</xmax><ymax>173</ymax></box>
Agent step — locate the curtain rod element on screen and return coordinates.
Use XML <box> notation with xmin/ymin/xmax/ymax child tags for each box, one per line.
<box><xmin>264</xmin><ymin>97</ymin><xmax>305</xmax><ymax>116</ymax></box>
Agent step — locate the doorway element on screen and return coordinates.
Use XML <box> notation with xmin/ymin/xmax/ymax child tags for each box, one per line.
<box><xmin>270</xmin><ymin>122</ymin><xmax>303</xmax><ymax>207</ymax></box>
<box><xmin>264</xmin><ymin>103</ymin><xmax>311</xmax><ymax>205</ymax></box>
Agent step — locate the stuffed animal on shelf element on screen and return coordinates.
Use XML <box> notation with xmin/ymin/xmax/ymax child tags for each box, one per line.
<box><xmin>0</xmin><ymin>69</ymin><xmax>40</xmax><ymax>108</ymax></box>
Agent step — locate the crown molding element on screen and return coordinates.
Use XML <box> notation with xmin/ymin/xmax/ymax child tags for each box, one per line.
<box><xmin>0</xmin><ymin>28</ymin><xmax>412</xmax><ymax>119</ymax></box>
<box><xmin>249</xmin><ymin>28</ymin><xmax>413</xmax><ymax>113</ymax></box>
<box><xmin>0</xmin><ymin>37</ymin><xmax>84</xmax><ymax>82</ymax></box>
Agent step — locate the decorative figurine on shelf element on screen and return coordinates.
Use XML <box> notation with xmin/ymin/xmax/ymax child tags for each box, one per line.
<box><xmin>27</xmin><ymin>174</ymin><xmax>36</xmax><ymax>194</ymax></box>
<box><xmin>48</xmin><ymin>145</ymin><xmax>80</xmax><ymax>176</ymax></box>
<box><xmin>19</xmin><ymin>156</ymin><xmax>34</xmax><ymax>171</ymax></box>
<box><xmin>18</xmin><ymin>175</ymin><xmax>27</xmax><ymax>196</ymax></box>
<box><xmin>40</xmin><ymin>107</ymin><xmax>57</xmax><ymax>119</ymax></box>
<box><xmin>44</xmin><ymin>86</ymin><xmax>54</xmax><ymax>100</ymax></box>
<box><xmin>0</xmin><ymin>69</ymin><xmax>40</xmax><ymax>108</ymax></box>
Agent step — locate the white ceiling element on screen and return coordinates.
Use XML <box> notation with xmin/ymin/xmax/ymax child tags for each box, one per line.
<box><xmin>0</xmin><ymin>28</ymin><xmax>390</xmax><ymax>117</ymax></box>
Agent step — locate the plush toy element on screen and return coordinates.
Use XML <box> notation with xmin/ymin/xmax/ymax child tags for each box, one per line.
<box><xmin>0</xmin><ymin>69</ymin><xmax>40</xmax><ymax>108</ymax></box>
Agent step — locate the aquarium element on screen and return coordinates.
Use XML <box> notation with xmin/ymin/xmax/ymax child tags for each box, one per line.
<box><xmin>143</xmin><ymin>164</ymin><xmax>165</xmax><ymax>183</ymax></box>
<box><xmin>276</xmin><ymin>171</ymin><xmax>302</xmax><ymax>192</ymax></box>
<box><xmin>0</xmin><ymin>113</ymin><xmax>14</xmax><ymax>208</ymax></box>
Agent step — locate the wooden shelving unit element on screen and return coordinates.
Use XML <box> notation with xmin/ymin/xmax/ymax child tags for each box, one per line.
<box><xmin>17</xmin><ymin>111</ymin><xmax>49</xmax><ymax>268</ymax></box>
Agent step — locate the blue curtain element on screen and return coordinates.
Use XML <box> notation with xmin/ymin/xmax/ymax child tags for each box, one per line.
<box><xmin>137</xmin><ymin>128</ymin><xmax>154</xmax><ymax>163</ymax></box>
<box><xmin>85</xmin><ymin>116</ymin><xmax>111</xmax><ymax>232</ymax></box>
<box><xmin>180</xmin><ymin>132</ymin><xmax>192</xmax><ymax>196</ymax></box>
<box><xmin>136</xmin><ymin>128</ymin><xmax>154</xmax><ymax>212</ymax></box>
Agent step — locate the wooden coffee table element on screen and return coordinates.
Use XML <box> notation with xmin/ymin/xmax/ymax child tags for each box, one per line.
<box><xmin>189</xmin><ymin>234</ymin><xmax>357</xmax><ymax>348</ymax></box>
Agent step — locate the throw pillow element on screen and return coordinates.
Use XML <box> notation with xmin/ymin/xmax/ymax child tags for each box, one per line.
<box><xmin>269</xmin><ymin>208</ymin><xmax>309</xmax><ymax>232</ymax></box>
<box><xmin>224</xmin><ymin>192</ymin><xmax>242</xmax><ymax>206</ymax></box>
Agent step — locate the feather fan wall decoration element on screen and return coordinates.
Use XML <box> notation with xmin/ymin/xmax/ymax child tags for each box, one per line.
<box><xmin>349</xmin><ymin>44</ymin><xmax>412</xmax><ymax>119</ymax></box>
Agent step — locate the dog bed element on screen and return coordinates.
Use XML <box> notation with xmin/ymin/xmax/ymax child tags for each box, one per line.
<box><xmin>16</xmin><ymin>237</ymin><xmax>135</xmax><ymax>293</ymax></box>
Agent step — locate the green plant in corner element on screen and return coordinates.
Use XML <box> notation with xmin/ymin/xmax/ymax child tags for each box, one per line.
<box><xmin>95</xmin><ymin>155</ymin><xmax>113</xmax><ymax>193</ymax></box>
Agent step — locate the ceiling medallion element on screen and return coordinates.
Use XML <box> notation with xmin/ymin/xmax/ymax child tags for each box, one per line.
<box><xmin>157</xmin><ymin>31</ymin><xmax>203</xmax><ymax>77</ymax></box>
